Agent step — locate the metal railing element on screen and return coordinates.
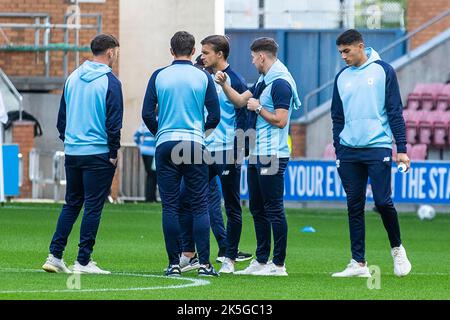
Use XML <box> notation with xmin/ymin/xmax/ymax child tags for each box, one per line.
<box><xmin>301</xmin><ymin>8</ymin><xmax>450</xmax><ymax>122</ymax></box>
<box><xmin>63</xmin><ymin>13</ymin><xmax>102</xmax><ymax>77</ymax></box>
<box><xmin>29</xmin><ymin>149</ymin><xmax>66</xmax><ymax>201</ymax></box>
<box><xmin>27</xmin><ymin>146</ymin><xmax>150</xmax><ymax>202</ymax></box>
<box><xmin>118</xmin><ymin>144</ymin><xmax>147</xmax><ymax>202</ymax></box>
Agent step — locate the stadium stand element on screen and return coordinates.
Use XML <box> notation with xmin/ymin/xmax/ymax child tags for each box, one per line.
<box><xmin>436</xmin><ymin>84</ymin><xmax>450</xmax><ymax>111</ymax></box>
<box><xmin>402</xmin><ymin>82</ymin><xmax>450</xmax><ymax>160</ymax></box>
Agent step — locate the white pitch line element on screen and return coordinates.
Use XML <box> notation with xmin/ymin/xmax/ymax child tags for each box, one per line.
<box><xmin>1</xmin><ymin>267</ymin><xmax>448</xmax><ymax>277</ymax></box>
<box><xmin>0</xmin><ymin>268</ymin><xmax>210</xmax><ymax>294</ymax></box>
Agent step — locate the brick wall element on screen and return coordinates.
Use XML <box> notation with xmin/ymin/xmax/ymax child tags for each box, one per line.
<box><xmin>12</xmin><ymin>121</ymin><xmax>34</xmax><ymax>198</ymax></box>
<box><xmin>407</xmin><ymin>0</ymin><xmax>450</xmax><ymax>49</ymax></box>
<box><xmin>0</xmin><ymin>0</ymin><xmax>119</xmax><ymax>77</ymax></box>
<box><xmin>290</xmin><ymin>123</ymin><xmax>306</xmax><ymax>158</ymax></box>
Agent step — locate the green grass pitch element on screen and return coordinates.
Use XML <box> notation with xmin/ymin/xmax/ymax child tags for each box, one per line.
<box><xmin>0</xmin><ymin>203</ymin><xmax>449</xmax><ymax>300</ymax></box>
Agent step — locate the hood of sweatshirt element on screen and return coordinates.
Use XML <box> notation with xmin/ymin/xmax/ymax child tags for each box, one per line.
<box><xmin>79</xmin><ymin>60</ymin><xmax>112</xmax><ymax>82</ymax></box>
<box><xmin>352</xmin><ymin>47</ymin><xmax>381</xmax><ymax>71</ymax></box>
<box><xmin>259</xmin><ymin>59</ymin><xmax>302</xmax><ymax>110</ymax></box>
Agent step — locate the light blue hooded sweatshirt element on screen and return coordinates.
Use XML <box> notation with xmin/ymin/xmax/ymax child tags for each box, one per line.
<box><xmin>331</xmin><ymin>47</ymin><xmax>406</xmax><ymax>154</ymax></box>
<box><xmin>58</xmin><ymin>60</ymin><xmax>123</xmax><ymax>158</ymax></box>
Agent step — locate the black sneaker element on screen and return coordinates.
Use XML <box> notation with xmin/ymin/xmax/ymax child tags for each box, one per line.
<box><xmin>198</xmin><ymin>264</ymin><xmax>219</xmax><ymax>277</ymax></box>
<box><xmin>236</xmin><ymin>251</ymin><xmax>253</xmax><ymax>262</ymax></box>
<box><xmin>164</xmin><ymin>264</ymin><xmax>181</xmax><ymax>277</ymax></box>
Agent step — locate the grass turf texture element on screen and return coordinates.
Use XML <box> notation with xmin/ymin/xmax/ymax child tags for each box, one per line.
<box><xmin>0</xmin><ymin>203</ymin><xmax>449</xmax><ymax>300</ymax></box>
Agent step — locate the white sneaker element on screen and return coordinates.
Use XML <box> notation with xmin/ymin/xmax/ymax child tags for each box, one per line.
<box><xmin>332</xmin><ymin>259</ymin><xmax>371</xmax><ymax>278</ymax></box>
<box><xmin>219</xmin><ymin>258</ymin><xmax>235</xmax><ymax>274</ymax></box>
<box><xmin>42</xmin><ymin>254</ymin><xmax>72</xmax><ymax>274</ymax></box>
<box><xmin>73</xmin><ymin>260</ymin><xmax>111</xmax><ymax>274</ymax></box>
<box><xmin>234</xmin><ymin>259</ymin><xmax>266</xmax><ymax>275</ymax></box>
<box><xmin>179</xmin><ymin>254</ymin><xmax>200</xmax><ymax>272</ymax></box>
<box><xmin>251</xmin><ymin>261</ymin><xmax>288</xmax><ymax>276</ymax></box>
<box><xmin>391</xmin><ymin>245</ymin><xmax>412</xmax><ymax>277</ymax></box>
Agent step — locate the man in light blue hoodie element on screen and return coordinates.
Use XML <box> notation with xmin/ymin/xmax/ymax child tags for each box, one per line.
<box><xmin>42</xmin><ymin>34</ymin><xmax>123</xmax><ymax>274</ymax></box>
<box><xmin>330</xmin><ymin>29</ymin><xmax>411</xmax><ymax>278</ymax></box>
<box><xmin>215</xmin><ymin>37</ymin><xmax>301</xmax><ymax>276</ymax></box>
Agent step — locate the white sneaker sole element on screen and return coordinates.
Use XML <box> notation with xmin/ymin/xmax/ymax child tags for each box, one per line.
<box><xmin>394</xmin><ymin>264</ymin><xmax>412</xmax><ymax>277</ymax></box>
<box><xmin>236</xmin><ymin>256</ymin><xmax>253</xmax><ymax>262</ymax></box>
<box><xmin>218</xmin><ymin>269</ymin><xmax>234</xmax><ymax>274</ymax></box>
<box><xmin>73</xmin><ymin>269</ymin><xmax>111</xmax><ymax>275</ymax></box>
<box><xmin>42</xmin><ymin>263</ymin><xmax>71</xmax><ymax>274</ymax></box>
<box><xmin>234</xmin><ymin>269</ymin><xmax>263</xmax><ymax>275</ymax></box>
<box><xmin>252</xmin><ymin>272</ymin><xmax>288</xmax><ymax>276</ymax></box>
<box><xmin>181</xmin><ymin>264</ymin><xmax>200</xmax><ymax>273</ymax></box>
<box><xmin>332</xmin><ymin>273</ymin><xmax>371</xmax><ymax>278</ymax></box>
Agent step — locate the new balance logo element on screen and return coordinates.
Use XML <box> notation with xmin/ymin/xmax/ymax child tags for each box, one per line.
<box><xmin>383</xmin><ymin>157</ymin><xmax>390</xmax><ymax>162</ymax></box>
<box><xmin>221</xmin><ymin>170</ymin><xmax>230</xmax><ymax>176</ymax></box>
<box><xmin>260</xmin><ymin>168</ymin><xmax>269</xmax><ymax>175</ymax></box>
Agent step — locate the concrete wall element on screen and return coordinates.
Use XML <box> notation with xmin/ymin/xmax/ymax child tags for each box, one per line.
<box><xmin>3</xmin><ymin>93</ymin><xmax>61</xmax><ymax>153</ymax></box>
<box><xmin>20</xmin><ymin>94</ymin><xmax>63</xmax><ymax>153</ymax></box>
<box><xmin>2</xmin><ymin>93</ymin><xmax>64</xmax><ymax>200</ymax></box>
<box><xmin>119</xmin><ymin>0</ymin><xmax>224</xmax><ymax>143</ymax></box>
<box><xmin>304</xmin><ymin>103</ymin><xmax>333</xmax><ymax>159</ymax></box>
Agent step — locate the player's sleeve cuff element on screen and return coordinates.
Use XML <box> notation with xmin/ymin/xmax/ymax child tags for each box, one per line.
<box><xmin>109</xmin><ymin>149</ymin><xmax>118</xmax><ymax>159</ymax></box>
<box><xmin>396</xmin><ymin>144</ymin><xmax>407</xmax><ymax>154</ymax></box>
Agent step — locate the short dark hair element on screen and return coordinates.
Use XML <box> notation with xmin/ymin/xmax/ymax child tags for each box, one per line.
<box><xmin>171</xmin><ymin>31</ymin><xmax>195</xmax><ymax>57</ymax></box>
<box><xmin>194</xmin><ymin>54</ymin><xmax>213</xmax><ymax>74</ymax></box>
<box><xmin>336</xmin><ymin>29</ymin><xmax>364</xmax><ymax>46</ymax></box>
<box><xmin>250</xmin><ymin>37</ymin><xmax>278</xmax><ymax>56</ymax></box>
<box><xmin>201</xmin><ymin>35</ymin><xmax>230</xmax><ymax>60</ymax></box>
<box><xmin>90</xmin><ymin>34</ymin><xmax>119</xmax><ymax>56</ymax></box>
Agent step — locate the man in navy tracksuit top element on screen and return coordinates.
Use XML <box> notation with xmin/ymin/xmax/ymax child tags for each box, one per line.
<box><xmin>216</xmin><ymin>37</ymin><xmax>301</xmax><ymax>276</ymax></box>
<box><xmin>178</xmin><ymin>35</ymin><xmax>253</xmax><ymax>274</ymax></box>
<box><xmin>42</xmin><ymin>34</ymin><xmax>123</xmax><ymax>274</ymax></box>
<box><xmin>330</xmin><ymin>29</ymin><xmax>412</xmax><ymax>278</ymax></box>
<box><xmin>142</xmin><ymin>31</ymin><xmax>220</xmax><ymax>277</ymax></box>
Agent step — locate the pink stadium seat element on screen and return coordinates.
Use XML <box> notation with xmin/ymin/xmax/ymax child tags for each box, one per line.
<box><xmin>406</xmin><ymin>94</ymin><xmax>421</xmax><ymax>110</ymax></box>
<box><xmin>436</xmin><ymin>84</ymin><xmax>450</xmax><ymax>111</ymax></box>
<box><xmin>432</xmin><ymin>110</ymin><xmax>450</xmax><ymax>147</ymax></box>
<box><xmin>409</xmin><ymin>144</ymin><xmax>427</xmax><ymax>160</ymax></box>
<box><xmin>433</xmin><ymin>122</ymin><xmax>447</xmax><ymax>147</ymax></box>
<box><xmin>406</xmin><ymin>83</ymin><xmax>427</xmax><ymax>110</ymax></box>
<box><xmin>418</xmin><ymin>111</ymin><xmax>438</xmax><ymax>145</ymax></box>
<box><xmin>405</xmin><ymin>110</ymin><xmax>423</xmax><ymax>144</ymax></box>
<box><xmin>421</xmin><ymin>83</ymin><xmax>445</xmax><ymax>111</ymax></box>
<box><xmin>323</xmin><ymin>143</ymin><xmax>336</xmax><ymax>160</ymax></box>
